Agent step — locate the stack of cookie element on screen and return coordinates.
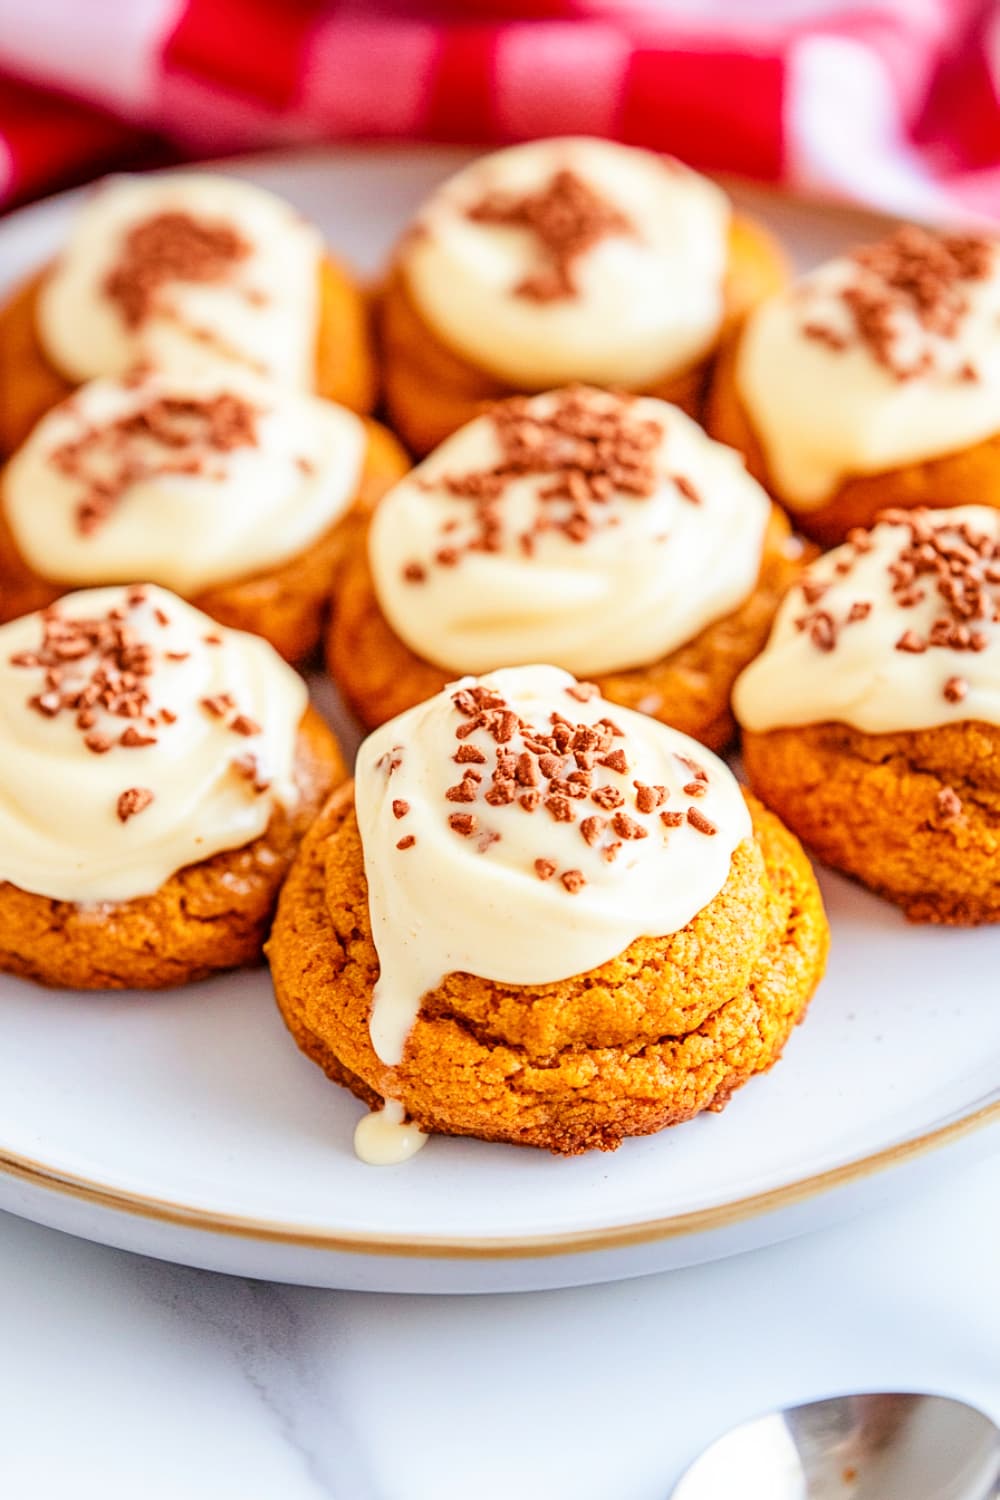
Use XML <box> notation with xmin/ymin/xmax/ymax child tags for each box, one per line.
<box><xmin>1</xmin><ymin>135</ymin><xmax>994</xmax><ymax>1162</ymax></box>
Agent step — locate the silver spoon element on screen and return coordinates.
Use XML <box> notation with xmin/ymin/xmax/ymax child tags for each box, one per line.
<box><xmin>671</xmin><ymin>1392</ymin><xmax>999</xmax><ymax>1499</ymax></box>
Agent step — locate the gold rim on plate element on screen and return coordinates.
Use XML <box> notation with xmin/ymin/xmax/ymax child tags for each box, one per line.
<box><xmin>1</xmin><ymin>1097</ymin><xmax>996</xmax><ymax>1260</ymax></box>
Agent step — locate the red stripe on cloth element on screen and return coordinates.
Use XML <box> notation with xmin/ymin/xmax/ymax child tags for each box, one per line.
<box><xmin>163</xmin><ymin>0</ymin><xmax>326</xmax><ymax>111</ymax></box>
<box><xmin>0</xmin><ymin>77</ymin><xmax>152</xmax><ymax>209</ymax></box>
<box><xmin>423</xmin><ymin>25</ymin><xmax>499</xmax><ymax>142</ymax></box>
<box><xmin>912</xmin><ymin>17</ymin><xmax>1000</xmax><ymax>171</ymax></box>
<box><xmin>620</xmin><ymin>47</ymin><xmax>785</xmax><ymax>181</ymax></box>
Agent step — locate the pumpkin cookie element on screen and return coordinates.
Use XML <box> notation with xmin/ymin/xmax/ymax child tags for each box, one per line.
<box><xmin>268</xmin><ymin>666</ymin><xmax>828</xmax><ymax>1159</ymax></box>
<box><xmin>0</xmin><ymin>172</ymin><xmax>377</xmax><ymax>456</ymax></box>
<box><xmin>736</xmin><ymin>505</ymin><xmax>1000</xmax><ymax>923</ymax></box>
<box><xmin>380</xmin><ymin>137</ymin><xmax>787</xmax><ymax>454</ymax></box>
<box><xmin>328</xmin><ymin>386</ymin><xmax>806</xmax><ymax>749</ymax></box>
<box><xmin>707</xmin><ymin>225</ymin><xmax>1000</xmax><ymax>546</ymax></box>
<box><xmin>0</xmin><ymin>584</ymin><xmax>344</xmax><ymax>989</ymax></box>
<box><xmin>0</xmin><ymin>368</ymin><xmax>407</xmax><ymax>661</ymax></box>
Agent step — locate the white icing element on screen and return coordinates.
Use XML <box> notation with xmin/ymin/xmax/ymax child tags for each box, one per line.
<box><xmin>37</xmin><ymin>174</ymin><xmax>323</xmax><ymax>388</ymax></box>
<box><xmin>0</xmin><ymin>585</ymin><xmax>307</xmax><ymax>902</ymax></box>
<box><xmin>736</xmin><ymin>241</ymin><xmax>1000</xmax><ymax>511</ymax></box>
<box><xmin>369</xmin><ymin>391</ymin><xmax>769</xmax><ymax>677</ymax></box>
<box><xmin>355</xmin><ymin>665</ymin><xmax>751</xmax><ymax>1070</ymax></box>
<box><xmin>403</xmin><ymin>137</ymin><xmax>729</xmax><ymax>388</ymax></box>
<box><xmin>3</xmin><ymin>369</ymin><xmax>366</xmax><ymax>595</ymax></box>
<box><xmin>734</xmin><ymin>505</ymin><xmax>1000</xmax><ymax>733</ymax></box>
<box><xmin>353</xmin><ymin>1100</ymin><xmax>428</xmax><ymax>1166</ymax></box>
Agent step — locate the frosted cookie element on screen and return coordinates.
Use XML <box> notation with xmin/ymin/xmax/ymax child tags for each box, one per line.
<box><xmin>268</xmin><ymin>666</ymin><xmax>828</xmax><ymax>1159</ymax></box>
<box><xmin>0</xmin><ymin>584</ymin><xmax>344</xmax><ymax>988</ymax></box>
<box><xmin>736</xmin><ymin>505</ymin><xmax>1000</xmax><ymax>923</ymax></box>
<box><xmin>380</xmin><ymin>137</ymin><xmax>787</xmax><ymax>453</ymax></box>
<box><xmin>708</xmin><ymin>226</ymin><xmax>1000</xmax><ymax>544</ymax></box>
<box><xmin>0</xmin><ymin>173</ymin><xmax>377</xmax><ymax>454</ymax></box>
<box><xmin>328</xmin><ymin>386</ymin><xmax>805</xmax><ymax>748</ymax></box>
<box><xmin>0</xmin><ymin>368</ymin><xmax>408</xmax><ymax>660</ymax></box>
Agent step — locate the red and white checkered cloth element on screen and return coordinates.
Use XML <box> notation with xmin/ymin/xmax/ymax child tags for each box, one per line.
<box><xmin>0</xmin><ymin>1</ymin><xmax>998</xmax><ymax>220</ymax></box>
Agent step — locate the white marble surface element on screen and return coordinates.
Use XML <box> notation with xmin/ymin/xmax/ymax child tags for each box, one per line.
<box><xmin>0</xmin><ymin>1158</ymin><xmax>995</xmax><ymax>1500</ymax></box>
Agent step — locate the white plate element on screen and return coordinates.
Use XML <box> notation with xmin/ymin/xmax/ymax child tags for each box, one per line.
<box><xmin>0</xmin><ymin>149</ymin><xmax>997</xmax><ymax>1293</ymax></box>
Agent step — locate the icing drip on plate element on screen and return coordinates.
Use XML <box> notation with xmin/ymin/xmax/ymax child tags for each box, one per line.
<box><xmin>370</xmin><ymin>387</ymin><xmax>769</xmax><ymax>677</ymax></box>
<box><xmin>353</xmin><ymin>1099</ymin><xmax>427</xmax><ymax>1166</ymax></box>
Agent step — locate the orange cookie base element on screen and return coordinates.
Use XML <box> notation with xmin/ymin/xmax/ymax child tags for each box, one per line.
<box><xmin>706</xmin><ymin>331</ymin><xmax>1000</xmax><ymax>547</ymax></box>
<box><xmin>326</xmin><ymin>504</ymin><xmax>807</xmax><ymax>750</ymax></box>
<box><xmin>0</xmin><ymin>707</ymin><xmax>345</xmax><ymax>991</ymax></box>
<box><xmin>380</xmin><ymin>212</ymin><xmax>789</xmax><ymax>456</ymax></box>
<box><xmin>743</xmin><ymin>719</ymin><xmax>1000</xmax><ymax>925</ymax></box>
<box><xmin>0</xmin><ymin>254</ymin><xmax>378</xmax><ymax>459</ymax></box>
<box><xmin>268</xmin><ymin>787</ymin><xmax>828</xmax><ymax>1155</ymax></box>
<box><xmin>0</xmin><ymin>419</ymin><xmax>409</xmax><ymax>662</ymax></box>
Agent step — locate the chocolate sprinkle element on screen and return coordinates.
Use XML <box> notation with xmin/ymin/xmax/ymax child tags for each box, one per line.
<box><xmin>104</xmin><ymin>210</ymin><xmax>251</xmax><ymax>329</ymax></box>
<box><xmin>117</xmin><ymin>786</ymin><xmax>154</xmax><ymax>823</ymax></box>
<box><xmin>795</xmin><ymin>509</ymin><xmax>1000</xmax><ymax>698</ymax></box>
<box><xmin>448</xmin><ymin>813</ymin><xmax>477</xmax><ymax>837</ymax></box>
<box><xmin>799</xmin><ymin>226</ymin><xmax>996</xmax><ymax>380</ymax></box>
<box><xmin>9</xmin><ymin>593</ymin><xmax>270</xmax><ymax>817</ymax></box>
<box><xmin>50</xmin><ymin>391</ymin><xmax>259</xmax><ymax>536</ymax></box>
<box><xmin>386</xmin><ymin>680</ymin><xmax>726</xmax><ymax>888</ymax></box>
<box><xmin>466</xmin><ymin>168</ymin><xmax>633</xmax><ymax>302</ymax></box>
<box><xmin>401</xmin><ymin>387</ymin><xmax>669</xmax><ymax>581</ymax></box>
<box><xmin>230</xmin><ymin>714</ymin><xmax>260</xmax><ymax>737</ymax></box>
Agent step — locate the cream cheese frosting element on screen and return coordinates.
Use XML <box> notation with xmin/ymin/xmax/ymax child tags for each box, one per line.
<box><xmin>402</xmin><ymin>137</ymin><xmax>730</xmax><ymax>388</ymax></box>
<box><xmin>355</xmin><ymin>665</ymin><xmax>751</xmax><ymax>1073</ymax></box>
<box><xmin>3</xmin><ymin>368</ymin><xmax>367</xmax><ymax>594</ymax></box>
<box><xmin>0</xmin><ymin>584</ymin><xmax>307</xmax><ymax>903</ymax></box>
<box><xmin>37</xmin><ymin>174</ymin><xmax>323</xmax><ymax>388</ymax></box>
<box><xmin>369</xmin><ymin>387</ymin><xmax>770</xmax><ymax>677</ymax></box>
<box><xmin>734</xmin><ymin>505</ymin><xmax>1000</xmax><ymax>734</ymax></box>
<box><xmin>735</xmin><ymin>227</ymin><xmax>1000</xmax><ymax>511</ymax></box>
